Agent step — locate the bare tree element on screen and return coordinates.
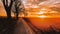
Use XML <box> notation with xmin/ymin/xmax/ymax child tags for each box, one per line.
<box><xmin>11</xmin><ymin>0</ymin><xmax>25</xmax><ymax>19</ymax></box>
<box><xmin>1</xmin><ymin>0</ymin><xmax>15</xmax><ymax>18</ymax></box>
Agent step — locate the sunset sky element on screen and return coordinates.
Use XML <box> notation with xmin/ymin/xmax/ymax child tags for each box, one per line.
<box><xmin>0</xmin><ymin>0</ymin><xmax>6</xmax><ymax>16</ymax></box>
<box><xmin>0</xmin><ymin>0</ymin><xmax>60</xmax><ymax>17</ymax></box>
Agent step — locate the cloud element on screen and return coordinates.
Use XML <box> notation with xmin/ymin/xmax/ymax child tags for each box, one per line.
<box><xmin>38</xmin><ymin>0</ymin><xmax>60</xmax><ymax>12</ymax></box>
<box><xmin>39</xmin><ymin>0</ymin><xmax>60</xmax><ymax>5</ymax></box>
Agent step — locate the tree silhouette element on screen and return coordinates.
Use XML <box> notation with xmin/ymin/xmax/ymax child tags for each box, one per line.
<box><xmin>1</xmin><ymin>0</ymin><xmax>15</xmax><ymax>18</ymax></box>
<box><xmin>2</xmin><ymin>0</ymin><xmax>25</xmax><ymax>19</ymax></box>
<box><xmin>11</xmin><ymin>0</ymin><xmax>25</xmax><ymax>19</ymax></box>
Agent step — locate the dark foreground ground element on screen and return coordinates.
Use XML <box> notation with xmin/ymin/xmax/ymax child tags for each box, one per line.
<box><xmin>0</xmin><ymin>16</ymin><xmax>17</xmax><ymax>34</ymax></box>
<box><xmin>0</xmin><ymin>16</ymin><xmax>60</xmax><ymax>34</ymax></box>
<box><xmin>0</xmin><ymin>16</ymin><xmax>34</xmax><ymax>34</ymax></box>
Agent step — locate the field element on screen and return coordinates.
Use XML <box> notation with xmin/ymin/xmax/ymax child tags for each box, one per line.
<box><xmin>23</xmin><ymin>17</ymin><xmax>60</xmax><ymax>34</ymax></box>
<box><xmin>0</xmin><ymin>16</ymin><xmax>60</xmax><ymax>34</ymax></box>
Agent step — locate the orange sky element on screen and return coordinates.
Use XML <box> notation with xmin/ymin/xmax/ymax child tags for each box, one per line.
<box><xmin>0</xmin><ymin>0</ymin><xmax>6</xmax><ymax>16</ymax></box>
<box><xmin>0</xmin><ymin>0</ymin><xmax>60</xmax><ymax>17</ymax></box>
<box><xmin>0</xmin><ymin>5</ymin><xmax>7</xmax><ymax>16</ymax></box>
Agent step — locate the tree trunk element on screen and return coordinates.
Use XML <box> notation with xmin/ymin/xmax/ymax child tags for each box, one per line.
<box><xmin>5</xmin><ymin>7</ymin><xmax>11</xmax><ymax>19</ymax></box>
<box><xmin>6</xmin><ymin>11</ymin><xmax>11</xmax><ymax>18</ymax></box>
<box><xmin>16</xmin><ymin>12</ymin><xmax>19</xmax><ymax>20</ymax></box>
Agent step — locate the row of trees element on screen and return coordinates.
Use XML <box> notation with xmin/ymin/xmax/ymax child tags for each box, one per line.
<box><xmin>1</xmin><ymin>0</ymin><xmax>25</xmax><ymax>19</ymax></box>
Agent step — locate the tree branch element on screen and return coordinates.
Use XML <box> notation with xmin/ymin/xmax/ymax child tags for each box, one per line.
<box><xmin>6</xmin><ymin>0</ymin><xmax>8</xmax><ymax>6</ymax></box>
<box><xmin>1</xmin><ymin>0</ymin><xmax>8</xmax><ymax>11</ymax></box>
<box><xmin>9</xmin><ymin>0</ymin><xmax>14</xmax><ymax>9</ymax></box>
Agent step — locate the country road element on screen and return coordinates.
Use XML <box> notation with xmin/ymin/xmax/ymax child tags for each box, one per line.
<box><xmin>14</xmin><ymin>18</ymin><xmax>35</xmax><ymax>34</ymax></box>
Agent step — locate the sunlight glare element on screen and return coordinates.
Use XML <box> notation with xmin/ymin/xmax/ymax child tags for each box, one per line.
<box><xmin>41</xmin><ymin>8</ymin><xmax>47</xmax><ymax>10</ymax></box>
<box><xmin>38</xmin><ymin>15</ymin><xmax>48</xmax><ymax>18</ymax></box>
<box><xmin>38</xmin><ymin>11</ymin><xmax>46</xmax><ymax>14</ymax></box>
